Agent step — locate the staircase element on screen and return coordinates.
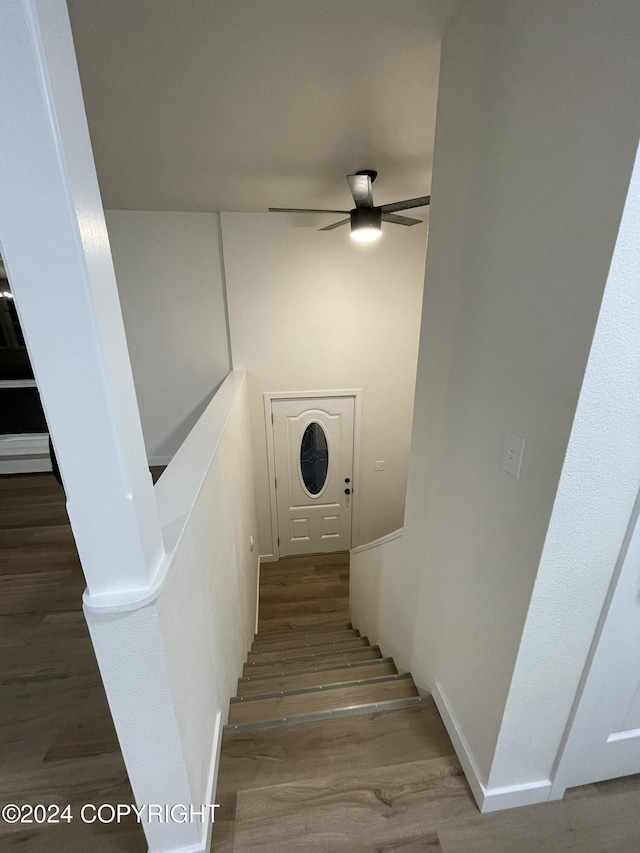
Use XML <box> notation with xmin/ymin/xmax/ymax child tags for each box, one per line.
<box><xmin>225</xmin><ymin>623</ymin><xmax>424</xmax><ymax>733</ymax></box>
<box><xmin>213</xmin><ymin>553</ymin><xmax>448</xmax><ymax>852</ymax></box>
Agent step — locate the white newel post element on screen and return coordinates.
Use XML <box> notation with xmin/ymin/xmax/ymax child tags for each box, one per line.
<box><xmin>0</xmin><ymin>3</ymin><xmax>206</xmax><ymax>851</ymax></box>
<box><xmin>0</xmin><ymin>0</ymin><xmax>163</xmax><ymax>600</ymax></box>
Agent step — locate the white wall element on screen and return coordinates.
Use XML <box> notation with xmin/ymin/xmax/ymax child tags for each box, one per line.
<box><xmin>349</xmin><ymin>0</ymin><xmax>640</xmax><ymax>804</ymax></box>
<box><xmin>106</xmin><ymin>210</ymin><xmax>230</xmax><ymax>464</ymax></box>
<box><xmin>221</xmin><ymin>212</ymin><xmax>427</xmax><ymax>554</ymax></box>
<box><xmin>488</xmin><ymin>140</ymin><xmax>640</xmax><ymax>793</ymax></box>
<box><xmin>154</xmin><ymin>370</ymin><xmax>258</xmax><ymax>817</ymax></box>
<box><xmin>86</xmin><ymin>371</ymin><xmax>258</xmax><ymax>852</ymax></box>
<box><xmin>350</xmin><ymin>530</ymin><xmax>410</xmax><ymax>671</ymax></box>
<box><xmin>0</xmin><ymin>0</ymin><xmax>165</xmax><ymax>600</ymax></box>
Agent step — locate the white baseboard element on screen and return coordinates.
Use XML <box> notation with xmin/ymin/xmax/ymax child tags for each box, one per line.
<box><xmin>480</xmin><ymin>778</ymin><xmax>555</xmax><ymax>813</ymax></box>
<box><xmin>432</xmin><ymin>682</ymin><xmax>553</xmax><ymax>813</ymax></box>
<box><xmin>200</xmin><ymin>709</ymin><xmax>223</xmax><ymax>853</ymax></box>
<box><xmin>255</xmin><ymin>557</ymin><xmax>261</xmax><ymax>634</ymax></box>
<box><xmin>165</xmin><ymin>710</ymin><xmax>223</xmax><ymax>853</ymax></box>
<box><xmin>259</xmin><ymin>553</ymin><xmax>277</xmax><ymax>564</ymax></box>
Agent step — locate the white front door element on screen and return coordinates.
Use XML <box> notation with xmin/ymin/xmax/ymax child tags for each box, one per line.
<box><xmin>554</xmin><ymin>492</ymin><xmax>640</xmax><ymax>793</ymax></box>
<box><xmin>272</xmin><ymin>396</ymin><xmax>354</xmax><ymax>557</ymax></box>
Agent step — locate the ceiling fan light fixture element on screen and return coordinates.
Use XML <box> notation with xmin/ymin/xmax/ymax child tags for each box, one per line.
<box><xmin>351</xmin><ymin>226</ymin><xmax>382</xmax><ymax>243</ymax></box>
<box><xmin>350</xmin><ymin>206</ymin><xmax>382</xmax><ymax>243</ymax></box>
<box><xmin>269</xmin><ymin>172</ymin><xmax>429</xmax><ymax>238</ymax></box>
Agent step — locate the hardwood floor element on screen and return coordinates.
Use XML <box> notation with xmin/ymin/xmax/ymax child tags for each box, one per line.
<box><xmin>257</xmin><ymin>552</ymin><xmax>350</xmax><ymax>633</ymax></box>
<box><xmin>213</xmin><ymin>551</ymin><xmax>640</xmax><ymax>852</ymax></box>
<box><xmin>0</xmin><ymin>473</ymin><xmax>146</xmax><ymax>852</ymax></box>
<box><xmin>5</xmin><ymin>480</ymin><xmax>640</xmax><ymax>852</ymax></box>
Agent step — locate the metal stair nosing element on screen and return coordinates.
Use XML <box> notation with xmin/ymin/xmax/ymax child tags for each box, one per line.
<box><xmin>223</xmin><ymin>694</ymin><xmax>428</xmax><ymax>734</ymax></box>
<box><xmin>243</xmin><ymin>644</ymin><xmax>381</xmax><ymax>670</ymax></box>
<box><xmin>250</xmin><ymin>630</ymin><xmax>361</xmax><ymax>653</ymax></box>
<box><xmin>230</xmin><ymin>672</ymin><xmax>413</xmax><ymax>704</ymax></box>
<box><xmin>247</xmin><ymin>637</ymin><xmax>369</xmax><ymax>661</ymax></box>
<box><xmin>238</xmin><ymin>655</ymin><xmax>396</xmax><ymax>684</ymax></box>
<box><xmin>253</xmin><ymin>622</ymin><xmax>353</xmax><ymax>642</ymax></box>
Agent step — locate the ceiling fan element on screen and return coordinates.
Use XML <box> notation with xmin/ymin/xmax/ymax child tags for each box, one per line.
<box><xmin>268</xmin><ymin>170</ymin><xmax>430</xmax><ymax>243</ymax></box>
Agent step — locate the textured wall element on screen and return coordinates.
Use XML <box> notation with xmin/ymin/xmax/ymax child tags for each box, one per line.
<box><xmin>156</xmin><ymin>375</ymin><xmax>257</xmax><ymax>807</ymax></box>
<box><xmin>106</xmin><ymin>210</ymin><xmax>231</xmax><ymax>463</ymax></box>
<box><xmin>400</xmin><ymin>0</ymin><xmax>640</xmax><ymax>785</ymax></box>
<box><xmin>221</xmin><ymin>211</ymin><xmax>427</xmax><ymax>553</ymax></box>
<box><xmin>86</xmin><ymin>372</ymin><xmax>258</xmax><ymax>851</ymax></box>
<box><xmin>488</xmin><ymin>141</ymin><xmax>640</xmax><ymax>790</ymax></box>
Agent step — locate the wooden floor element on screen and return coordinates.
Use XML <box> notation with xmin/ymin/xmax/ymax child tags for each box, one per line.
<box><xmin>257</xmin><ymin>552</ymin><xmax>351</xmax><ymax>633</ymax></box>
<box><xmin>5</xmin><ymin>481</ymin><xmax>640</xmax><ymax>852</ymax></box>
<box><xmin>213</xmin><ymin>552</ymin><xmax>640</xmax><ymax>852</ymax></box>
<box><xmin>0</xmin><ymin>473</ymin><xmax>146</xmax><ymax>852</ymax></box>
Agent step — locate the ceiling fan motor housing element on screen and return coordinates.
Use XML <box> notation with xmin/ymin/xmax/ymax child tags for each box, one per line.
<box><xmin>351</xmin><ymin>206</ymin><xmax>382</xmax><ymax>233</ymax></box>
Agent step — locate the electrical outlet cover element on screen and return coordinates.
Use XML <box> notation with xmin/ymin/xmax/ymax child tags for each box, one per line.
<box><xmin>501</xmin><ymin>432</ymin><xmax>525</xmax><ymax>479</ymax></box>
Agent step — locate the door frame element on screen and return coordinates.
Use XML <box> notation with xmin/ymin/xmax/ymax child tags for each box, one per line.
<box><xmin>549</xmin><ymin>485</ymin><xmax>640</xmax><ymax>798</ymax></box>
<box><xmin>263</xmin><ymin>389</ymin><xmax>362</xmax><ymax>562</ymax></box>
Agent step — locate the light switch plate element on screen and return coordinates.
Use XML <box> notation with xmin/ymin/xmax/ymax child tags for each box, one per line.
<box><xmin>501</xmin><ymin>432</ymin><xmax>525</xmax><ymax>479</ymax></box>
<box><xmin>374</xmin><ymin>461</ymin><xmax>385</xmax><ymax>471</ymax></box>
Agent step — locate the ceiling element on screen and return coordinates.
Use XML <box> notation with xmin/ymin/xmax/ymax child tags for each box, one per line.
<box><xmin>67</xmin><ymin>0</ymin><xmax>460</xmax><ymax>213</ymax></box>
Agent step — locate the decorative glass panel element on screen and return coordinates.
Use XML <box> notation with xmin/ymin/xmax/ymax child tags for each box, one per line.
<box><xmin>300</xmin><ymin>422</ymin><xmax>329</xmax><ymax>495</ymax></box>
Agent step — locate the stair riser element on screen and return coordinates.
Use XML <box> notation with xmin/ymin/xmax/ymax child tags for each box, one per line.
<box><xmin>251</xmin><ymin>629</ymin><xmax>359</xmax><ymax>652</ymax></box>
<box><xmin>237</xmin><ymin>660</ymin><xmax>397</xmax><ymax>696</ymax></box>
<box><xmin>247</xmin><ymin>638</ymin><xmax>368</xmax><ymax>663</ymax></box>
<box><xmin>228</xmin><ymin>675</ymin><xmax>418</xmax><ymax>725</ymax></box>
<box><xmin>242</xmin><ymin>647</ymin><xmax>381</xmax><ymax>676</ymax></box>
<box><xmin>224</xmin><ymin>695</ymin><xmax>427</xmax><ymax>733</ymax></box>
<box><xmin>259</xmin><ymin>580</ymin><xmax>348</xmax><ymax>604</ymax></box>
<box><xmin>232</xmin><ymin>672</ymin><xmax>408</xmax><ymax>704</ymax></box>
<box><xmin>253</xmin><ymin>623</ymin><xmax>352</xmax><ymax>642</ymax></box>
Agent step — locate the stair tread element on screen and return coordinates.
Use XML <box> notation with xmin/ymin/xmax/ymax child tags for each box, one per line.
<box><xmin>240</xmin><ymin>655</ymin><xmax>395</xmax><ymax>683</ymax></box>
<box><xmin>237</xmin><ymin>659</ymin><xmax>398</xmax><ymax>696</ymax></box>
<box><xmin>243</xmin><ymin>646</ymin><xmax>381</xmax><ymax>676</ymax></box>
<box><xmin>233</xmin><ymin>671</ymin><xmax>406</xmax><ymax>703</ymax></box>
<box><xmin>224</xmin><ymin>696</ymin><xmax>428</xmax><ymax>732</ymax></box>
<box><xmin>227</xmin><ymin>677</ymin><xmax>420</xmax><ymax>725</ymax></box>
<box><xmin>253</xmin><ymin>622</ymin><xmax>353</xmax><ymax>642</ymax></box>
<box><xmin>251</xmin><ymin>629</ymin><xmax>360</xmax><ymax>651</ymax></box>
<box><xmin>226</xmin><ymin>696</ymin><xmax>431</xmax><ymax>732</ymax></box>
<box><xmin>247</xmin><ymin>637</ymin><xmax>368</xmax><ymax>662</ymax></box>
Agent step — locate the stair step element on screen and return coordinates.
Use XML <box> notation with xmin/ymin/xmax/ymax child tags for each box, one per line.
<box><xmin>232</xmin><ymin>670</ymin><xmax>406</xmax><ymax>704</ymax></box>
<box><xmin>224</xmin><ymin>693</ymin><xmax>427</xmax><ymax>733</ymax></box>
<box><xmin>247</xmin><ymin>637</ymin><xmax>368</xmax><ymax>663</ymax></box>
<box><xmin>240</xmin><ymin>655</ymin><xmax>396</xmax><ymax>683</ymax></box>
<box><xmin>257</xmin><ymin>613</ymin><xmax>351</xmax><ymax>634</ymax></box>
<box><xmin>228</xmin><ymin>673</ymin><xmax>417</xmax><ymax>726</ymax></box>
<box><xmin>253</xmin><ymin>622</ymin><xmax>353</xmax><ymax>641</ymax></box>
<box><xmin>251</xmin><ymin>628</ymin><xmax>360</xmax><ymax>652</ymax></box>
<box><xmin>242</xmin><ymin>645</ymin><xmax>381</xmax><ymax>676</ymax></box>
<box><xmin>236</xmin><ymin>659</ymin><xmax>398</xmax><ymax>696</ymax></box>
<box><xmin>259</xmin><ymin>578</ymin><xmax>348</xmax><ymax>603</ymax></box>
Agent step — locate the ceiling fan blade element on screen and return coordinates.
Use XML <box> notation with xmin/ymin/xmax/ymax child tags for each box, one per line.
<box><xmin>319</xmin><ymin>218</ymin><xmax>351</xmax><ymax>232</ymax></box>
<box><xmin>380</xmin><ymin>195</ymin><xmax>430</xmax><ymax>213</ymax></box>
<box><xmin>269</xmin><ymin>207</ymin><xmax>350</xmax><ymax>214</ymax></box>
<box><xmin>382</xmin><ymin>212</ymin><xmax>422</xmax><ymax>226</ymax></box>
<box><xmin>347</xmin><ymin>174</ymin><xmax>373</xmax><ymax>208</ymax></box>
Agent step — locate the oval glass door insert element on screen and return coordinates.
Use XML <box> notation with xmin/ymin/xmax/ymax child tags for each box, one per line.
<box><xmin>300</xmin><ymin>422</ymin><xmax>329</xmax><ymax>495</ymax></box>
